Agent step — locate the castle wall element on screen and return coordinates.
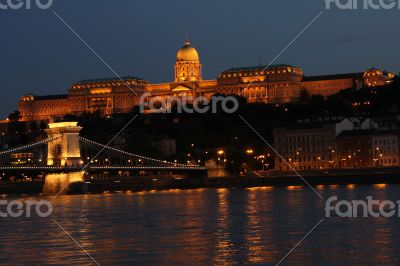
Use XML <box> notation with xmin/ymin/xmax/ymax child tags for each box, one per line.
<box><xmin>302</xmin><ymin>78</ymin><xmax>355</xmax><ymax>97</ymax></box>
<box><xmin>19</xmin><ymin>97</ymin><xmax>70</xmax><ymax>122</ymax></box>
<box><xmin>16</xmin><ymin>42</ymin><xmax>394</xmax><ymax>122</ymax></box>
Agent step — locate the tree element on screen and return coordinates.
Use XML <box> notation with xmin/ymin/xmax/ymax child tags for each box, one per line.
<box><xmin>7</xmin><ymin>111</ymin><xmax>27</xmax><ymax>134</ymax></box>
<box><xmin>63</xmin><ymin>114</ymin><xmax>79</xmax><ymax>122</ymax></box>
<box><xmin>299</xmin><ymin>89</ymin><xmax>310</xmax><ymax>102</ymax></box>
<box><xmin>8</xmin><ymin>111</ymin><xmax>20</xmax><ymax>122</ymax></box>
<box><xmin>39</xmin><ymin>121</ymin><xmax>48</xmax><ymax>130</ymax></box>
<box><xmin>28</xmin><ymin>122</ymin><xmax>38</xmax><ymax>131</ymax></box>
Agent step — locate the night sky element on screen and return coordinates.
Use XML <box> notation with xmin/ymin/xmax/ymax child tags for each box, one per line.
<box><xmin>1</xmin><ymin>0</ymin><xmax>399</xmax><ymax>118</ymax></box>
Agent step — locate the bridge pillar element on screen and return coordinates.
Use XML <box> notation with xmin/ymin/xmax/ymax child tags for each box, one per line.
<box><xmin>46</xmin><ymin>122</ymin><xmax>82</xmax><ymax>167</ymax></box>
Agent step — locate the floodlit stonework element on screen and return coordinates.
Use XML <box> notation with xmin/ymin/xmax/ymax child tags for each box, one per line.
<box><xmin>18</xmin><ymin>40</ymin><xmax>395</xmax><ymax>122</ymax></box>
<box><xmin>46</xmin><ymin>122</ymin><xmax>82</xmax><ymax>166</ymax></box>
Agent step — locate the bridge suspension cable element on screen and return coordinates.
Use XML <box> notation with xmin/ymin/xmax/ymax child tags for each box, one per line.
<box><xmin>0</xmin><ymin>135</ymin><xmax>61</xmax><ymax>157</ymax></box>
<box><xmin>79</xmin><ymin>137</ymin><xmax>198</xmax><ymax>167</ymax></box>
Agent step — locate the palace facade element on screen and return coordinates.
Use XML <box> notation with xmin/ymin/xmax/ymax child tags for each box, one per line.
<box><xmin>18</xmin><ymin>40</ymin><xmax>395</xmax><ymax>122</ymax></box>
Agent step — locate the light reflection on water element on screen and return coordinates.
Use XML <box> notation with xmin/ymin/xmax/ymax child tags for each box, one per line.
<box><xmin>42</xmin><ymin>172</ymin><xmax>84</xmax><ymax>195</ymax></box>
<box><xmin>0</xmin><ymin>185</ymin><xmax>400</xmax><ymax>265</ymax></box>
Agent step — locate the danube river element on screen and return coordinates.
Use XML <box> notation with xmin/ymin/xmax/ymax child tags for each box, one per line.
<box><xmin>1</xmin><ymin>184</ymin><xmax>400</xmax><ymax>265</ymax></box>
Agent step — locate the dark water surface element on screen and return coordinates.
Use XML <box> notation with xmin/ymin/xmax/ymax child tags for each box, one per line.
<box><xmin>0</xmin><ymin>184</ymin><xmax>399</xmax><ymax>265</ymax></box>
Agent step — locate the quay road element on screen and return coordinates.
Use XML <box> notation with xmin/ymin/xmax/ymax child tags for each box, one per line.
<box><xmin>0</xmin><ymin>165</ymin><xmax>206</xmax><ymax>173</ymax></box>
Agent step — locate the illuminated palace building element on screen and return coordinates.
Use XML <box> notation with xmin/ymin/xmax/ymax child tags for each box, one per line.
<box><xmin>18</xmin><ymin>40</ymin><xmax>395</xmax><ymax>122</ymax></box>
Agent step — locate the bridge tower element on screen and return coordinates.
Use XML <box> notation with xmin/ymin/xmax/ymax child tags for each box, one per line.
<box><xmin>46</xmin><ymin>122</ymin><xmax>82</xmax><ymax>166</ymax></box>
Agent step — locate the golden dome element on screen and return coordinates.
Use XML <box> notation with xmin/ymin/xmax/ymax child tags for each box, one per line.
<box><xmin>176</xmin><ymin>41</ymin><xmax>200</xmax><ymax>62</ymax></box>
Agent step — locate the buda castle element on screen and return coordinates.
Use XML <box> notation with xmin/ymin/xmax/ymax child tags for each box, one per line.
<box><xmin>18</xmin><ymin>40</ymin><xmax>395</xmax><ymax>122</ymax></box>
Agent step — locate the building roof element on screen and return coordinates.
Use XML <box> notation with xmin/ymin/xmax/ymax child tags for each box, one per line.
<box><xmin>176</xmin><ymin>40</ymin><xmax>200</xmax><ymax>62</ymax></box>
<box><xmin>286</xmin><ymin>122</ymin><xmax>337</xmax><ymax>131</ymax></box>
<box><xmin>337</xmin><ymin>129</ymin><xmax>376</xmax><ymax>138</ymax></box>
<box><xmin>274</xmin><ymin>121</ymin><xmax>337</xmax><ymax>132</ymax></box>
<box><xmin>338</xmin><ymin>129</ymin><xmax>400</xmax><ymax>138</ymax></box>
<box><xmin>75</xmin><ymin>76</ymin><xmax>145</xmax><ymax>84</ymax></box>
<box><xmin>302</xmin><ymin>72</ymin><xmax>364</xmax><ymax>82</ymax></box>
<box><xmin>223</xmin><ymin>64</ymin><xmax>296</xmax><ymax>73</ymax></box>
<box><xmin>35</xmin><ymin>94</ymin><xmax>68</xmax><ymax>101</ymax></box>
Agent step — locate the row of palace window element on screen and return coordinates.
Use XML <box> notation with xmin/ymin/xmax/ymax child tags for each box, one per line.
<box><xmin>279</xmin><ymin>145</ymin><xmax>327</xmax><ymax>153</ymax></box>
<box><xmin>179</xmin><ymin>66</ymin><xmax>200</xmax><ymax>71</ymax></box>
<box><xmin>375</xmin><ymin>149</ymin><xmax>398</xmax><ymax>155</ymax></box>
<box><xmin>25</xmin><ymin>108</ymin><xmax>67</xmax><ymax>115</ymax></box>
<box><xmin>73</xmin><ymin>80</ymin><xmax>146</xmax><ymax>89</ymax></box>
<box><xmin>380</xmin><ymin>158</ymin><xmax>398</xmax><ymax>164</ymax></box>
<box><xmin>280</xmin><ymin>165</ymin><xmax>325</xmax><ymax>171</ymax></box>
<box><xmin>305</xmin><ymin>81</ymin><xmax>352</xmax><ymax>89</ymax></box>
<box><xmin>280</xmin><ymin>155</ymin><xmax>332</xmax><ymax>163</ymax></box>
<box><xmin>179</xmin><ymin>72</ymin><xmax>198</xmax><ymax>78</ymax></box>
<box><xmin>374</xmin><ymin>139</ymin><xmax>397</xmax><ymax>145</ymax></box>
<box><xmin>277</xmin><ymin>134</ymin><xmax>326</xmax><ymax>143</ymax></box>
<box><xmin>221</xmin><ymin>68</ymin><xmax>302</xmax><ymax>78</ymax></box>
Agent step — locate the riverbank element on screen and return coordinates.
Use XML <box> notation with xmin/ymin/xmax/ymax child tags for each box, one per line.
<box><xmin>69</xmin><ymin>167</ymin><xmax>400</xmax><ymax>194</ymax></box>
<box><xmin>0</xmin><ymin>167</ymin><xmax>399</xmax><ymax>196</ymax></box>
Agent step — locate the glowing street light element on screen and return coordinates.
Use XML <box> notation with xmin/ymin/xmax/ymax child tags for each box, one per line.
<box><xmin>217</xmin><ymin>150</ymin><xmax>224</xmax><ymax>155</ymax></box>
<box><xmin>246</xmin><ymin>149</ymin><xmax>254</xmax><ymax>155</ymax></box>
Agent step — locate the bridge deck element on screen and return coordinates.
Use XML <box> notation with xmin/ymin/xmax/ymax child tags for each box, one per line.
<box><xmin>0</xmin><ymin>165</ymin><xmax>206</xmax><ymax>171</ymax></box>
